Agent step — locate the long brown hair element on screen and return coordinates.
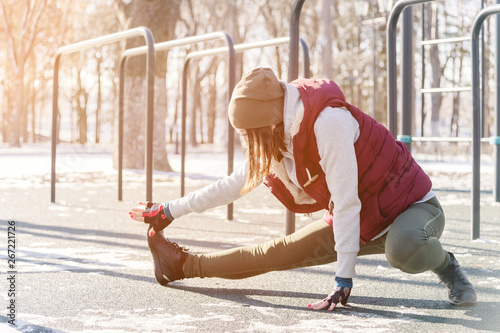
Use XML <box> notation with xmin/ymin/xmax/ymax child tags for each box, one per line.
<box><xmin>240</xmin><ymin>122</ymin><xmax>287</xmax><ymax>195</ymax></box>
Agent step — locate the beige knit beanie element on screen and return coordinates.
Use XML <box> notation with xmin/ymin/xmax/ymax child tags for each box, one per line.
<box><xmin>228</xmin><ymin>67</ymin><xmax>284</xmax><ymax>130</ymax></box>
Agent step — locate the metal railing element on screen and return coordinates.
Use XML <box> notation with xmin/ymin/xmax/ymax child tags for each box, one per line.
<box><xmin>180</xmin><ymin>36</ymin><xmax>311</xmax><ymax>220</ymax></box>
<box><xmin>51</xmin><ymin>27</ymin><xmax>155</xmax><ymax>203</ymax></box>
<box><xmin>471</xmin><ymin>4</ymin><xmax>500</xmax><ymax>239</ymax></box>
<box><xmin>387</xmin><ymin>0</ymin><xmax>434</xmax><ymax>138</ymax></box>
<box><xmin>392</xmin><ymin>2</ymin><xmax>500</xmax><ymax>240</ymax></box>
<box><xmin>117</xmin><ymin>32</ymin><xmax>234</xmax><ymax>202</ymax></box>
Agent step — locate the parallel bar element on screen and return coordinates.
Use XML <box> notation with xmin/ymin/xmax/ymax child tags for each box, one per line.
<box><xmin>407</xmin><ymin>136</ymin><xmax>491</xmax><ymax>143</ymax></box>
<box><xmin>186</xmin><ymin>37</ymin><xmax>290</xmax><ymax>58</ymax></box>
<box><xmin>286</xmin><ymin>0</ymin><xmax>306</xmax><ymax>235</ymax></box>
<box><xmin>179</xmin><ymin>32</ymin><xmax>235</xmax><ymax>220</ymax></box>
<box><xmin>421</xmin><ymin>3</ymin><xmax>426</xmax><ymax>137</ymax></box>
<box><xmin>420</xmin><ymin>86</ymin><xmax>472</xmax><ymax>93</ymax></box>
<box><xmin>289</xmin><ymin>0</ymin><xmax>306</xmax><ymax>82</ymax></box>
<box><xmin>179</xmin><ymin>36</ymin><xmax>310</xmax><ymax>221</ymax></box>
<box><xmin>300</xmin><ymin>38</ymin><xmax>311</xmax><ymax>78</ymax></box>
<box><xmin>51</xmin><ymin>27</ymin><xmax>154</xmax><ymax>203</ymax></box>
<box><xmin>402</xmin><ymin>7</ymin><xmax>413</xmax><ymax>151</ymax></box>
<box><xmin>123</xmin><ymin>32</ymin><xmax>227</xmax><ymax>58</ymax></box>
<box><xmin>118</xmin><ymin>31</ymin><xmax>231</xmax><ymax>202</ymax></box>
<box><xmin>495</xmin><ymin>0</ymin><xmax>500</xmax><ymax>202</ymax></box>
<box><xmin>185</xmin><ymin>37</ymin><xmax>310</xmax><ymax>77</ymax></box>
<box><xmin>387</xmin><ymin>0</ymin><xmax>434</xmax><ymax>137</ymax></box>
<box><xmin>471</xmin><ymin>5</ymin><xmax>500</xmax><ymax>240</ymax></box>
<box><xmin>421</xmin><ymin>36</ymin><xmax>470</xmax><ymax>45</ymax></box>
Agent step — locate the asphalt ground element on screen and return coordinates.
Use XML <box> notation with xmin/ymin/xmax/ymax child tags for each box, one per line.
<box><xmin>0</xmin><ymin>162</ymin><xmax>499</xmax><ymax>332</ymax></box>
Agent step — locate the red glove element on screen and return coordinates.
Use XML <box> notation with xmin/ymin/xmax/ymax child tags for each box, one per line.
<box><xmin>129</xmin><ymin>202</ymin><xmax>173</xmax><ymax>236</ymax></box>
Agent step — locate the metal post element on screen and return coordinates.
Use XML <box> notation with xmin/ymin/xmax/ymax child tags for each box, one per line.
<box><xmin>289</xmin><ymin>0</ymin><xmax>306</xmax><ymax>82</ymax></box>
<box><xmin>118</xmin><ymin>32</ymin><xmax>235</xmax><ymax>202</ymax></box>
<box><xmin>300</xmin><ymin>38</ymin><xmax>311</xmax><ymax>78</ymax></box>
<box><xmin>471</xmin><ymin>5</ymin><xmax>500</xmax><ymax>240</ymax></box>
<box><xmin>180</xmin><ymin>34</ymin><xmax>236</xmax><ymax>219</ymax></box>
<box><xmin>421</xmin><ymin>3</ymin><xmax>426</xmax><ymax>137</ymax></box>
<box><xmin>118</xmin><ymin>58</ymin><xmax>125</xmax><ymax>201</ymax></box>
<box><xmin>402</xmin><ymin>7</ymin><xmax>413</xmax><ymax>150</ymax></box>
<box><xmin>286</xmin><ymin>0</ymin><xmax>306</xmax><ymax>235</ymax></box>
<box><xmin>496</xmin><ymin>1</ymin><xmax>500</xmax><ymax>203</ymax></box>
<box><xmin>372</xmin><ymin>14</ymin><xmax>377</xmax><ymax>119</ymax></box>
<box><xmin>51</xmin><ymin>54</ymin><xmax>61</xmax><ymax>203</ymax></box>
<box><xmin>145</xmin><ymin>36</ymin><xmax>155</xmax><ymax>203</ymax></box>
<box><xmin>481</xmin><ymin>0</ymin><xmax>486</xmax><ymax>138</ymax></box>
<box><xmin>387</xmin><ymin>0</ymin><xmax>434</xmax><ymax>138</ymax></box>
<box><xmin>51</xmin><ymin>27</ymin><xmax>155</xmax><ymax>203</ymax></box>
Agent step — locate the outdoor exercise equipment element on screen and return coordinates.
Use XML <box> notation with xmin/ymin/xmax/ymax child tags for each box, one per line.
<box><xmin>117</xmin><ymin>32</ymin><xmax>234</xmax><ymax>203</ymax></box>
<box><xmin>179</xmin><ymin>36</ymin><xmax>310</xmax><ymax>220</ymax></box>
<box><xmin>51</xmin><ymin>27</ymin><xmax>155</xmax><ymax>203</ymax></box>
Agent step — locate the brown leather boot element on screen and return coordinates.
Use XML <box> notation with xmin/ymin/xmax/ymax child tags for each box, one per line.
<box><xmin>147</xmin><ymin>226</ymin><xmax>188</xmax><ymax>285</ymax></box>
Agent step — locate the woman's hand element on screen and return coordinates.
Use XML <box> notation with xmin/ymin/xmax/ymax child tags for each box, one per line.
<box><xmin>307</xmin><ymin>286</ymin><xmax>351</xmax><ymax>311</ymax></box>
<box><xmin>129</xmin><ymin>202</ymin><xmax>173</xmax><ymax>236</ymax></box>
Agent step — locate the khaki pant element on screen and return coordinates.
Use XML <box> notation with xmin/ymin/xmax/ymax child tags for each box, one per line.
<box><xmin>184</xmin><ymin>197</ymin><xmax>448</xmax><ymax>279</ymax></box>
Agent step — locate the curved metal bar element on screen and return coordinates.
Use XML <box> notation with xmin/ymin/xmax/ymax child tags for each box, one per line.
<box><xmin>288</xmin><ymin>0</ymin><xmax>306</xmax><ymax>82</ymax></box>
<box><xmin>471</xmin><ymin>4</ymin><xmax>500</xmax><ymax>239</ymax></box>
<box><xmin>180</xmin><ymin>32</ymin><xmax>236</xmax><ymax>219</ymax></box>
<box><xmin>286</xmin><ymin>0</ymin><xmax>307</xmax><ymax>235</ymax></box>
<box><xmin>180</xmin><ymin>36</ymin><xmax>310</xmax><ymax>220</ymax></box>
<box><xmin>51</xmin><ymin>27</ymin><xmax>155</xmax><ymax>203</ymax></box>
<box><xmin>118</xmin><ymin>31</ymin><xmax>233</xmax><ymax>201</ymax></box>
<box><xmin>386</xmin><ymin>0</ymin><xmax>434</xmax><ymax>137</ymax></box>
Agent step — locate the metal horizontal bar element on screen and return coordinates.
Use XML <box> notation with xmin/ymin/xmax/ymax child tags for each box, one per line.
<box><xmin>421</xmin><ymin>36</ymin><xmax>471</xmax><ymax>45</ymax></box>
<box><xmin>57</xmin><ymin>27</ymin><xmax>152</xmax><ymax>56</ymax></box>
<box><xmin>421</xmin><ymin>86</ymin><xmax>471</xmax><ymax>93</ymax></box>
<box><xmin>409</xmin><ymin>137</ymin><xmax>491</xmax><ymax>143</ymax></box>
<box><xmin>122</xmin><ymin>32</ymin><xmax>229</xmax><ymax>58</ymax></box>
<box><xmin>186</xmin><ymin>37</ymin><xmax>291</xmax><ymax>59</ymax></box>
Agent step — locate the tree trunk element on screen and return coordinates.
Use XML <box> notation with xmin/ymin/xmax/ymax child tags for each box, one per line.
<box><xmin>321</xmin><ymin>0</ymin><xmax>333</xmax><ymax>78</ymax></box>
<box><xmin>113</xmin><ymin>0</ymin><xmax>180</xmax><ymax>172</ymax></box>
<box><xmin>12</xmin><ymin>69</ymin><xmax>23</xmax><ymax>147</ymax></box>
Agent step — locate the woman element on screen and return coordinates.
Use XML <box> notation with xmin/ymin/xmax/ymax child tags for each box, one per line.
<box><xmin>129</xmin><ymin>67</ymin><xmax>477</xmax><ymax>311</ymax></box>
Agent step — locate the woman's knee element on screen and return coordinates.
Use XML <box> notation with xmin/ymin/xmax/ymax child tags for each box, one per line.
<box><xmin>384</xmin><ymin>226</ymin><xmax>428</xmax><ymax>271</ymax></box>
<box><xmin>384</xmin><ymin>200</ymin><xmax>445</xmax><ymax>271</ymax></box>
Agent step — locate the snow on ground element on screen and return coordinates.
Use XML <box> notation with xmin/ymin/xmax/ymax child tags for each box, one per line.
<box><xmin>0</xmin><ymin>141</ymin><xmax>495</xmax><ymax>194</ymax></box>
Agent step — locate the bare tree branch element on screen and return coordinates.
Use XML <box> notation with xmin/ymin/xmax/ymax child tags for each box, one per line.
<box><xmin>20</xmin><ymin>0</ymin><xmax>31</xmax><ymax>41</ymax></box>
<box><xmin>0</xmin><ymin>0</ymin><xmax>19</xmax><ymax>71</ymax></box>
<box><xmin>23</xmin><ymin>0</ymin><xmax>47</xmax><ymax>63</ymax></box>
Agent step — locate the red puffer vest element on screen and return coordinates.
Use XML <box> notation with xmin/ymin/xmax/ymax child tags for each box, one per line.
<box><xmin>263</xmin><ymin>78</ymin><xmax>432</xmax><ymax>244</ymax></box>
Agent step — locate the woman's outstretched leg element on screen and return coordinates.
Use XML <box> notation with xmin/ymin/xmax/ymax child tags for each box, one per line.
<box><xmin>183</xmin><ymin>218</ymin><xmax>386</xmax><ymax>279</ymax></box>
<box><xmin>149</xmin><ymin>217</ymin><xmax>386</xmax><ymax>282</ymax></box>
<box><xmin>183</xmin><ymin>219</ymin><xmax>336</xmax><ymax>279</ymax></box>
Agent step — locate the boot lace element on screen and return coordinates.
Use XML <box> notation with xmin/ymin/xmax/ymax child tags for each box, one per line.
<box><xmin>166</xmin><ymin>239</ymin><xmax>189</xmax><ymax>253</ymax></box>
